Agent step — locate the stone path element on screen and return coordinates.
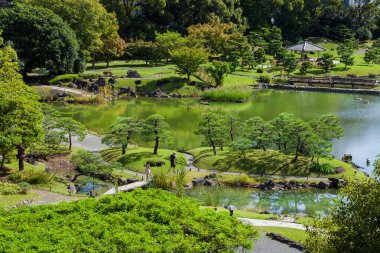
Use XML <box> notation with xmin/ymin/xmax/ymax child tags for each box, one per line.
<box><xmin>41</xmin><ymin>85</ymin><xmax>92</xmax><ymax>97</ymax></box>
<box><xmin>252</xmin><ymin>234</ymin><xmax>302</xmax><ymax>253</ymax></box>
<box><xmin>103</xmin><ymin>181</ymin><xmax>149</xmax><ymax>195</ymax></box>
<box><xmin>240</xmin><ymin>218</ymin><xmax>306</xmax><ymax>230</ymax></box>
<box><xmin>30</xmin><ymin>189</ymin><xmax>83</xmax><ymax>206</ymax></box>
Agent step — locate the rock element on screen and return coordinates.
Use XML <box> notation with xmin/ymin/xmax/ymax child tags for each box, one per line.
<box><xmin>24</xmin><ymin>155</ymin><xmax>37</xmax><ymax>165</ymax></box>
<box><xmin>204</xmin><ymin>173</ymin><xmax>217</xmax><ymax>179</ymax></box>
<box><xmin>317</xmin><ymin>181</ymin><xmax>329</xmax><ymax>189</ymax></box>
<box><xmin>68</xmin><ymin>83</ymin><xmax>77</xmax><ymax>89</ymax></box>
<box><xmin>74</xmin><ymin>80</ymin><xmax>91</xmax><ymax>90</ymax></box>
<box><xmin>335</xmin><ymin>166</ymin><xmax>346</xmax><ymax>174</ymax></box>
<box><xmin>189</xmin><ymin>81</ymin><xmax>197</xmax><ymax>86</ymax></box>
<box><xmin>329</xmin><ymin>178</ymin><xmax>346</xmax><ymax>189</ymax></box>
<box><xmin>69</xmin><ymin>184</ymin><xmax>77</xmax><ymax>194</ymax></box>
<box><xmin>127</xmin><ymin>178</ymin><xmax>140</xmax><ymax>184</ymax></box>
<box><xmin>108</xmin><ymin>77</ymin><xmax>116</xmax><ymax>85</ymax></box>
<box><xmin>258</xmin><ymin>180</ymin><xmax>275</xmax><ymax>190</ymax></box>
<box><xmin>342</xmin><ymin>154</ymin><xmax>353</xmax><ymax>163</ymax></box>
<box><xmin>94</xmin><ymin>77</ymin><xmax>106</xmax><ymax>87</ymax></box>
<box><xmin>204</xmin><ymin>179</ymin><xmax>217</xmax><ymax>186</ymax></box>
<box><xmin>127</xmin><ymin>70</ymin><xmax>141</xmax><ymax>78</ymax></box>
<box><xmin>309</xmin><ymin>182</ymin><xmax>317</xmax><ymax>188</ymax></box>
<box><xmin>185</xmin><ymin>182</ymin><xmax>193</xmax><ymax>189</ymax></box>
<box><xmin>135</xmin><ymin>80</ymin><xmax>142</xmax><ymax>85</ymax></box>
<box><xmin>118</xmin><ymin>178</ymin><xmax>128</xmax><ymax>186</ymax></box>
<box><xmin>192</xmin><ymin>178</ymin><xmax>205</xmax><ymax>187</ymax></box>
<box><xmin>151</xmin><ymin>89</ymin><xmax>170</xmax><ymax>98</ymax></box>
<box><xmin>156</xmin><ymin>161</ymin><xmax>165</xmax><ymax>167</ymax></box>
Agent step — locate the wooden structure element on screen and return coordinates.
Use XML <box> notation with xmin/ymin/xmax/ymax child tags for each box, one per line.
<box><xmin>286</xmin><ymin>41</ymin><xmax>326</xmax><ymax>60</ymax></box>
<box><xmin>288</xmin><ymin>76</ymin><xmax>378</xmax><ymax>89</ymax></box>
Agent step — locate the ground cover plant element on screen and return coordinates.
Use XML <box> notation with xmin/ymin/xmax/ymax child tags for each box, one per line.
<box><xmin>0</xmin><ymin>189</ymin><xmax>257</xmax><ymax>252</ymax></box>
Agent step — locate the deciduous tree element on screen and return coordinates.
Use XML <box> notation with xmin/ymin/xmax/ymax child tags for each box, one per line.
<box><xmin>171</xmin><ymin>47</ymin><xmax>208</xmax><ymax>80</ymax></box>
<box><xmin>141</xmin><ymin>114</ymin><xmax>172</xmax><ymax>154</ymax></box>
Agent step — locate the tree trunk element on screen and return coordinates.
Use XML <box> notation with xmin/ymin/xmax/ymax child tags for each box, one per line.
<box><xmin>262</xmin><ymin>145</ymin><xmax>266</xmax><ymax>152</ymax></box>
<box><xmin>292</xmin><ymin>137</ymin><xmax>301</xmax><ymax>163</ymax></box>
<box><xmin>69</xmin><ymin>133</ymin><xmax>72</xmax><ymax>151</ymax></box>
<box><xmin>219</xmin><ymin>142</ymin><xmax>224</xmax><ymax>151</ymax></box>
<box><xmin>154</xmin><ymin>137</ymin><xmax>159</xmax><ymax>155</ymax></box>
<box><xmin>106</xmin><ymin>59</ymin><xmax>110</xmax><ymax>67</ymax></box>
<box><xmin>211</xmin><ymin>141</ymin><xmax>217</xmax><ymax>155</ymax></box>
<box><xmin>71</xmin><ymin>173</ymin><xmax>84</xmax><ymax>182</ymax></box>
<box><xmin>1</xmin><ymin>151</ymin><xmax>5</xmax><ymax>173</ymax></box>
<box><xmin>122</xmin><ymin>145</ymin><xmax>126</xmax><ymax>155</ymax></box>
<box><xmin>17</xmin><ymin>146</ymin><xmax>25</xmax><ymax>172</ymax></box>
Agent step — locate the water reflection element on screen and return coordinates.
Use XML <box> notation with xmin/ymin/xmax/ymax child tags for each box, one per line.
<box><xmin>186</xmin><ymin>186</ymin><xmax>338</xmax><ymax>216</ymax></box>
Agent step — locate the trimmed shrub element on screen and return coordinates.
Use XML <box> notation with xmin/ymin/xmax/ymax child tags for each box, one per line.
<box><xmin>0</xmin><ymin>182</ymin><xmax>20</xmax><ymax>195</ymax></box>
<box><xmin>18</xmin><ymin>182</ymin><xmax>31</xmax><ymax>194</ymax></box>
<box><xmin>259</xmin><ymin>75</ymin><xmax>272</xmax><ymax>84</ymax></box>
<box><xmin>48</xmin><ymin>74</ymin><xmax>80</xmax><ymax>84</ymax></box>
<box><xmin>21</xmin><ymin>170</ymin><xmax>51</xmax><ymax>185</ymax></box>
<box><xmin>310</xmin><ymin>163</ymin><xmax>335</xmax><ymax>174</ymax></box>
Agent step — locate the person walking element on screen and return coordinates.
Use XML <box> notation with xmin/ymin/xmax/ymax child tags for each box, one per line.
<box><xmin>145</xmin><ymin>161</ymin><xmax>151</xmax><ymax>181</ymax></box>
<box><xmin>170</xmin><ymin>153</ymin><xmax>176</xmax><ymax>170</ymax></box>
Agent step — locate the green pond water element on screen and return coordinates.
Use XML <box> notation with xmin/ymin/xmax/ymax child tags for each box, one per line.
<box><xmin>186</xmin><ymin>186</ymin><xmax>338</xmax><ymax>216</ymax></box>
<box><xmin>55</xmin><ymin>90</ymin><xmax>380</xmax><ymax>173</ymax></box>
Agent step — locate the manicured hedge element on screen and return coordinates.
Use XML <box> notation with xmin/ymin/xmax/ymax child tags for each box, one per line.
<box><xmin>0</xmin><ymin>189</ymin><xmax>257</xmax><ymax>252</ymax></box>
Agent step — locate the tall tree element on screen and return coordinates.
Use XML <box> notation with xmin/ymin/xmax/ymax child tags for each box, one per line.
<box><xmin>243</xmin><ymin>116</ymin><xmax>273</xmax><ymax>151</ymax></box>
<box><xmin>171</xmin><ymin>47</ymin><xmax>208</xmax><ymax>80</ymax></box>
<box><xmin>207</xmin><ymin>61</ymin><xmax>231</xmax><ymax>87</ymax></box>
<box><xmin>27</xmin><ymin>0</ymin><xmax>122</xmax><ymax>62</ymax></box>
<box><xmin>155</xmin><ymin>31</ymin><xmax>187</xmax><ymax>63</ymax></box>
<box><xmin>195</xmin><ymin>112</ymin><xmax>227</xmax><ymax>155</ymax></box>
<box><xmin>141</xmin><ymin>114</ymin><xmax>172</xmax><ymax>154</ymax></box>
<box><xmin>102</xmin><ymin>117</ymin><xmax>141</xmax><ymax>155</ymax></box>
<box><xmin>0</xmin><ymin>4</ymin><xmax>79</xmax><ymax>74</ymax></box>
<box><xmin>337</xmin><ymin>39</ymin><xmax>358</xmax><ymax>69</ymax></box>
<box><xmin>59</xmin><ymin>118</ymin><xmax>86</xmax><ymax>151</ymax></box>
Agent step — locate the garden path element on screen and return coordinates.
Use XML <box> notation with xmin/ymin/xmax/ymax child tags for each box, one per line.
<box><xmin>252</xmin><ymin>234</ymin><xmax>302</xmax><ymax>253</ymax></box>
<box><xmin>29</xmin><ymin>189</ymin><xmax>83</xmax><ymax>205</ymax></box>
<box><xmin>239</xmin><ymin>218</ymin><xmax>306</xmax><ymax>230</ymax></box>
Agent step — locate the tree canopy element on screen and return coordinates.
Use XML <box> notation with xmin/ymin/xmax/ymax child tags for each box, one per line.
<box><xmin>0</xmin><ymin>4</ymin><xmax>79</xmax><ymax>74</ymax></box>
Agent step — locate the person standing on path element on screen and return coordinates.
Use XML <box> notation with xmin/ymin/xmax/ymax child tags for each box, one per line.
<box><xmin>170</xmin><ymin>153</ymin><xmax>176</xmax><ymax>170</ymax></box>
<box><xmin>145</xmin><ymin>161</ymin><xmax>151</xmax><ymax>181</ymax></box>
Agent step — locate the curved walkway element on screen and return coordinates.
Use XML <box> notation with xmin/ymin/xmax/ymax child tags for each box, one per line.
<box><xmin>239</xmin><ymin>218</ymin><xmax>306</xmax><ymax>230</ymax></box>
<box><xmin>30</xmin><ymin>189</ymin><xmax>83</xmax><ymax>206</ymax></box>
<box><xmin>253</xmin><ymin>234</ymin><xmax>302</xmax><ymax>253</ymax></box>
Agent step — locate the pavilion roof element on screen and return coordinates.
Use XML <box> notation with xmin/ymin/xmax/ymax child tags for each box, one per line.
<box><xmin>286</xmin><ymin>41</ymin><xmax>326</xmax><ymax>52</ymax></box>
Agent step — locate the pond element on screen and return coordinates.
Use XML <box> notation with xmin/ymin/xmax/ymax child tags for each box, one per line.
<box><xmin>186</xmin><ymin>186</ymin><xmax>338</xmax><ymax>216</ymax></box>
<box><xmin>77</xmin><ymin>181</ymin><xmax>113</xmax><ymax>195</ymax></box>
<box><xmin>54</xmin><ymin>90</ymin><xmax>380</xmax><ymax>174</ymax></box>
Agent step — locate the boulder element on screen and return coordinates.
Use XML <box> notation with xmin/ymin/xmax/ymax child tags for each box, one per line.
<box><xmin>118</xmin><ymin>86</ymin><xmax>137</xmax><ymax>97</ymax></box>
<box><xmin>335</xmin><ymin>166</ymin><xmax>346</xmax><ymax>174</ymax></box>
<box><xmin>94</xmin><ymin>77</ymin><xmax>107</xmax><ymax>87</ymax></box>
<box><xmin>118</xmin><ymin>178</ymin><xmax>129</xmax><ymax>186</ymax></box>
<box><xmin>24</xmin><ymin>155</ymin><xmax>37</xmax><ymax>165</ymax></box>
<box><xmin>192</xmin><ymin>178</ymin><xmax>205</xmax><ymax>187</ymax></box>
<box><xmin>342</xmin><ymin>154</ymin><xmax>353</xmax><ymax>163</ymax></box>
<box><xmin>204</xmin><ymin>173</ymin><xmax>217</xmax><ymax>179</ymax></box>
<box><xmin>127</xmin><ymin>178</ymin><xmax>140</xmax><ymax>184</ymax></box>
<box><xmin>74</xmin><ymin>80</ymin><xmax>91</xmax><ymax>89</ymax></box>
<box><xmin>151</xmin><ymin>89</ymin><xmax>170</xmax><ymax>98</ymax></box>
<box><xmin>135</xmin><ymin>80</ymin><xmax>142</xmax><ymax>85</ymax></box>
<box><xmin>204</xmin><ymin>179</ymin><xmax>217</xmax><ymax>186</ymax></box>
<box><xmin>258</xmin><ymin>180</ymin><xmax>275</xmax><ymax>190</ymax></box>
<box><xmin>68</xmin><ymin>83</ymin><xmax>78</xmax><ymax>89</ymax></box>
<box><xmin>329</xmin><ymin>178</ymin><xmax>345</xmax><ymax>189</ymax></box>
<box><xmin>45</xmin><ymin>166</ymin><xmax>53</xmax><ymax>173</ymax></box>
<box><xmin>156</xmin><ymin>161</ymin><xmax>165</xmax><ymax>167</ymax></box>
<box><xmin>127</xmin><ymin>70</ymin><xmax>141</xmax><ymax>78</ymax></box>
<box><xmin>317</xmin><ymin>181</ymin><xmax>329</xmax><ymax>189</ymax></box>
<box><xmin>108</xmin><ymin>77</ymin><xmax>116</xmax><ymax>85</ymax></box>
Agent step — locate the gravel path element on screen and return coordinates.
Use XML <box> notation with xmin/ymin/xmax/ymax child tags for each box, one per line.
<box><xmin>240</xmin><ymin>218</ymin><xmax>306</xmax><ymax>230</ymax></box>
<box><xmin>30</xmin><ymin>189</ymin><xmax>84</xmax><ymax>205</ymax></box>
<box><xmin>41</xmin><ymin>85</ymin><xmax>92</xmax><ymax>97</ymax></box>
<box><xmin>252</xmin><ymin>234</ymin><xmax>302</xmax><ymax>253</ymax></box>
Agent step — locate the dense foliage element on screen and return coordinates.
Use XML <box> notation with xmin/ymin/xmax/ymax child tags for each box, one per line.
<box><xmin>306</xmin><ymin>161</ymin><xmax>380</xmax><ymax>252</ymax></box>
<box><xmin>0</xmin><ymin>4</ymin><xmax>79</xmax><ymax>74</ymax></box>
<box><xmin>0</xmin><ymin>189</ymin><xmax>257</xmax><ymax>252</ymax></box>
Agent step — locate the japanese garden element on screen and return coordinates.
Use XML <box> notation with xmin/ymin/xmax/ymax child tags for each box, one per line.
<box><xmin>1</xmin><ymin>0</ymin><xmax>380</xmax><ymax>252</ymax></box>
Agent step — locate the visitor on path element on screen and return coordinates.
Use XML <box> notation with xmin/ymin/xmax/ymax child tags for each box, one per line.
<box><xmin>145</xmin><ymin>161</ymin><xmax>151</xmax><ymax>180</ymax></box>
<box><xmin>170</xmin><ymin>153</ymin><xmax>176</xmax><ymax>170</ymax></box>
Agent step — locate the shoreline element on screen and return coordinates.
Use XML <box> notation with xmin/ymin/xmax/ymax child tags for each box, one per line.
<box><xmin>265</xmin><ymin>84</ymin><xmax>380</xmax><ymax>96</ymax></box>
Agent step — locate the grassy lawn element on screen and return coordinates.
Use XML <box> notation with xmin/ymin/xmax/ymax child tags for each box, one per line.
<box><xmin>255</xmin><ymin>226</ymin><xmax>308</xmax><ymax>243</ymax></box>
<box><xmin>187</xmin><ymin>147</ymin><xmax>366</xmax><ymax>180</ymax></box>
<box><xmin>101</xmin><ymin>147</ymin><xmax>187</xmax><ymax>174</ymax></box>
<box><xmin>0</xmin><ymin>192</ymin><xmax>40</xmax><ymax>209</ymax></box>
